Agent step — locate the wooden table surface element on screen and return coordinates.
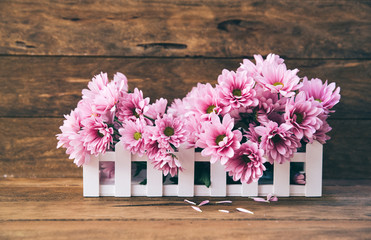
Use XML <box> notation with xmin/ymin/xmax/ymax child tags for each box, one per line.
<box><xmin>1</xmin><ymin>1</ymin><xmax>370</xmax><ymax>239</ymax></box>
<box><xmin>0</xmin><ymin>178</ymin><xmax>370</xmax><ymax>240</ymax></box>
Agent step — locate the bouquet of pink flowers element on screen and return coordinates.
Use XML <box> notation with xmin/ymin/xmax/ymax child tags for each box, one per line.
<box><xmin>57</xmin><ymin>53</ymin><xmax>340</xmax><ymax>185</ymax></box>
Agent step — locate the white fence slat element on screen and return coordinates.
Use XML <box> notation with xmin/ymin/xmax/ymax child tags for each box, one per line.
<box><xmin>132</xmin><ymin>154</ymin><xmax>148</xmax><ymax>162</ymax></box>
<box><xmin>210</xmin><ymin>162</ymin><xmax>226</xmax><ymax>197</ymax></box>
<box><xmin>194</xmin><ymin>185</ymin><xmax>210</xmax><ymax>196</ymax></box>
<box><xmin>100</xmin><ymin>152</ymin><xmax>115</xmax><ymax>162</ymax></box>
<box><xmin>290</xmin><ymin>185</ymin><xmax>306</xmax><ymax>196</ymax></box>
<box><xmin>83</xmin><ymin>155</ymin><xmax>100</xmax><ymax>197</ymax></box>
<box><xmin>163</xmin><ymin>185</ymin><xmax>178</xmax><ymax>196</ymax></box>
<box><xmin>100</xmin><ymin>185</ymin><xmax>114</xmax><ymax>196</ymax></box>
<box><xmin>291</xmin><ymin>152</ymin><xmax>306</xmax><ymax>162</ymax></box>
<box><xmin>177</xmin><ymin>146</ymin><xmax>195</xmax><ymax>197</ymax></box>
<box><xmin>242</xmin><ymin>181</ymin><xmax>258</xmax><ymax>197</ymax></box>
<box><xmin>132</xmin><ymin>185</ymin><xmax>146</xmax><ymax>196</ymax></box>
<box><xmin>115</xmin><ymin>143</ymin><xmax>132</xmax><ymax>197</ymax></box>
<box><xmin>147</xmin><ymin>162</ymin><xmax>163</xmax><ymax>197</ymax></box>
<box><xmin>258</xmin><ymin>185</ymin><xmax>274</xmax><ymax>196</ymax></box>
<box><xmin>305</xmin><ymin>141</ymin><xmax>323</xmax><ymax>197</ymax></box>
<box><xmin>273</xmin><ymin>161</ymin><xmax>290</xmax><ymax>196</ymax></box>
<box><xmin>227</xmin><ymin>184</ymin><xmax>242</xmax><ymax>196</ymax></box>
<box><xmin>194</xmin><ymin>153</ymin><xmax>211</xmax><ymax>162</ymax></box>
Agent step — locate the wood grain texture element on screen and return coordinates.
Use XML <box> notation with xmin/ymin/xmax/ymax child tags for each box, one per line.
<box><xmin>1</xmin><ymin>220</ymin><xmax>370</xmax><ymax>240</ymax></box>
<box><xmin>0</xmin><ymin>0</ymin><xmax>370</xmax><ymax>58</ymax></box>
<box><xmin>0</xmin><ymin>56</ymin><xmax>369</xmax><ymax>119</ymax></box>
<box><xmin>0</xmin><ymin>178</ymin><xmax>370</xmax><ymax>239</ymax></box>
<box><xmin>1</xmin><ymin>118</ymin><xmax>370</xmax><ymax>179</ymax></box>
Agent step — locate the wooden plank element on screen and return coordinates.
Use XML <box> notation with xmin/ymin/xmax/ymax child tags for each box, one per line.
<box><xmin>0</xmin><ymin>220</ymin><xmax>370</xmax><ymax>240</ymax></box>
<box><xmin>0</xmin><ymin>118</ymin><xmax>370</xmax><ymax>179</ymax></box>
<box><xmin>0</xmin><ymin>179</ymin><xmax>370</xmax><ymax>222</ymax></box>
<box><xmin>323</xmin><ymin>119</ymin><xmax>371</xmax><ymax>180</ymax></box>
<box><xmin>0</xmin><ymin>118</ymin><xmax>82</xmax><ymax>178</ymax></box>
<box><xmin>0</xmin><ymin>0</ymin><xmax>369</xmax><ymax>58</ymax></box>
<box><xmin>0</xmin><ymin>56</ymin><xmax>369</xmax><ymax>119</ymax></box>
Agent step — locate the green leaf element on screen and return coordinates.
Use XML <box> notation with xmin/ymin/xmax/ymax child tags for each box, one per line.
<box><xmin>199</xmin><ymin>171</ymin><xmax>211</xmax><ymax>188</ymax></box>
<box><xmin>139</xmin><ymin>179</ymin><xmax>147</xmax><ymax>185</ymax></box>
<box><xmin>194</xmin><ymin>162</ymin><xmax>211</xmax><ymax>188</ymax></box>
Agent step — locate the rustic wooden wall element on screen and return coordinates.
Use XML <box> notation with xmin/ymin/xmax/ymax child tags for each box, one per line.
<box><xmin>0</xmin><ymin>0</ymin><xmax>370</xmax><ymax>179</ymax></box>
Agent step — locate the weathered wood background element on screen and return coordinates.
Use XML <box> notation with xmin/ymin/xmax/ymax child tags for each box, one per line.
<box><xmin>0</xmin><ymin>0</ymin><xmax>370</xmax><ymax>179</ymax></box>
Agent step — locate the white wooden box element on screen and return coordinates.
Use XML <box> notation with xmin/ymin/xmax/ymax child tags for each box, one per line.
<box><xmin>83</xmin><ymin>141</ymin><xmax>323</xmax><ymax>197</ymax></box>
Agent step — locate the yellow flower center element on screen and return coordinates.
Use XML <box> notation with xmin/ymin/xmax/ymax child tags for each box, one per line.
<box><xmin>215</xmin><ymin>134</ymin><xmax>226</xmax><ymax>145</ymax></box>
<box><xmin>233</xmin><ymin>89</ymin><xmax>242</xmax><ymax>96</ymax></box>
<box><xmin>164</xmin><ymin>127</ymin><xmax>174</xmax><ymax>137</ymax></box>
<box><xmin>273</xmin><ymin>82</ymin><xmax>284</xmax><ymax>87</ymax></box>
<box><xmin>133</xmin><ymin>132</ymin><xmax>142</xmax><ymax>140</ymax></box>
<box><xmin>206</xmin><ymin>105</ymin><xmax>216</xmax><ymax>114</ymax></box>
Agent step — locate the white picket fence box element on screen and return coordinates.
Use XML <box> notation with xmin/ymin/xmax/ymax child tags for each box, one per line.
<box><xmin>83</xmin><ymin>141</ymin><xmax>323</xmax><ymax>197</ymax></box>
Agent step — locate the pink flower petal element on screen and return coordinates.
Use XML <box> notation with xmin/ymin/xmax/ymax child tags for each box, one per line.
<box><xmin>198</xmin><ymin>200</ymin><xmax>210</xmax><ymax>206</ymax></box>
<box><xmin>296</xmin><ymin>179</ymin><xmax>306</xmax><ymax>185</ymax></box>
<box><xmin>253</xmin><ymin>197</ymin><xmax>268</xmax><ymax>202</ymax></box>
<box><xmin>269</xmin><ymin>196</ymin><xmax>278</xmax><ymax>202</ymax></box>
<box><xmin>218</xmin><ymin>210</ymin><xmax>230</xmax><ymax>213</ymax></box>
<box><xmin>191</xmin><ymin>206</ymin><xmax>202</xmax><ymax>212</ymax></box>
<box><xmin>236</xmin><ymin>208</ymin><xmax>254</xmax><ymax>214</ymax></box>
<box><xmin>184</xmin><ymin>199</ymin><xmax>196</xmax><ymax>205</ymax></box>
<box><xmin>266</xmin><ymin>193</ymin><xmax>273</xmax><ymax>201</ymax></box>
<box><xmin>216</xmin><ymin>200</ymin><xmax>232</xmax><ymax>204</ymax></box>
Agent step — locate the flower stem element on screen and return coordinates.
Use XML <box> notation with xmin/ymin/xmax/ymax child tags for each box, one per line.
<box><xmin>143</xmin><ymin>114</ymin><xmax>155</xmax><ymax>123</ymax></box>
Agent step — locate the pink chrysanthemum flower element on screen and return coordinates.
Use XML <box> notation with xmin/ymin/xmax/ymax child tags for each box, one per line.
<box><xmin>57</xmin><ymin>109</ymin><xmax>90</xmax><ymax>166</ymax></box>
<box><xmin>284</xmin><ymin>91</ymin><xmax>323</xmax><ymax>141</ymax></box>
<box><xmin>244</xmin><ymin>124</ymin><xmax>260</xmax><ymax>144</ymax></box>
<box><xmin>312</xmin><ymin>113</ymin><xmax>332</xmax><ymax>144</ymax></box>
<box><xmin>150</xmin><ymin>153</ymin><xmax>182</xmax><ymax>177</ymax></box>
<box><xmin>196</xmin><ymin>113</ymin><xmax>242</xmax><ymax>164</ymax></box>
<box><xmin>82</xmin><ymin>72</ymin><xmax>109</xmax><ymax>101</ymax></box>
<box><xmin>186</xmin><ymin>83</ymin><xmax>224</xmax><ymax>120</ymax></box>
<box><xmin>224</xmin><ymin>141</ymin><xmax>266</xmax><ymax>184</ymax></box>
<box><xmin>92</xmin><ymin>83</ymin><xmax>120</xmax><ymax>123</ymax></box>
<box><xmin>255</xmin><ymin>85</ymin><xmax>286</xmax><ymax>125</ymax></box>
<box><xmin>229</xmin><ymin>107</ymin><xmax>254</xmax><ymax>122</ymax></box>
<box><xmin>255</xmin><ymin>62</ymin><xmax>301</xmax><ymax>97</ymax></box>
<box><xmin>145</xmin><ymin>98</ymin><xmax>168</xmax><ymax>119</ymax></box>
<box><xmin>116</xmin><ymin>88</ymin><xmax>150</xmax><ymax>123</ymax></box>
<box><xmin>237</xmin><ymin>58</ymin><xmax>259</xmax><ymax>76</ymax></box>
<box><xmin>80</xmin><ymin>117</ymin><xmax>114</xmax><ymax>156</ymax></box>
<box><xmin>263</xmin><ymin>53</ymin><xmax>285</xmax><ymax>65</ymax></box>
<box><xmin>144</xmin><ymin>137</ymin><xmax>164</xmax><ymax>162</ymax></box>
<box><xmin>69</xmin><ymin>137</ymin><xmax>91</xmax><ymax>167</ymax></box>
<box><xmin>167</xmin><ymin>98</ymin><xmax>188</xmax><ymax>117</ymax></box>
<box><xmin>255</xmin><ymin>121</ymin><xmax>301</xmax><ymax>164</ymax></box>
<box><xmin>237</xmin><ymin>53</ymin><xmax>284</xmax><ymax>77</ymax></box>
<box><xmin>301</xmin><ymin>77</ymin><xmax>341</xmax><ymax>113</ymax></box>
<box><xmin>112</xmin><ymin>72</ymin><xmax>128</xmax><ymax>96</ymax></box>
<box><xmin>183</xmin><ymin>114</ymin><xmax>203</xmax><ymax>148</ymax></box>
<box><xmin>119</xmin><ymin>119</ymin><xmax>147</xmax><ymax>156</ymax></box>
<box><xmin>76</xmin><ymin>99</ymin><xmax>95</xmax><ymax>120</ymax></box>
<box><xmin>217</xmin><ymin>69</ymin><xmax>258</xmax><ymax>110</ymax></box>
<box><xmin>148</xmin><ymin>114</ymin><xmax>188</xmax><ymax>151</ymax></box>
<box><xmin>57</xmin><ymin>109</ymin><xmax>82</xmax><ymax>150</ymax></box>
